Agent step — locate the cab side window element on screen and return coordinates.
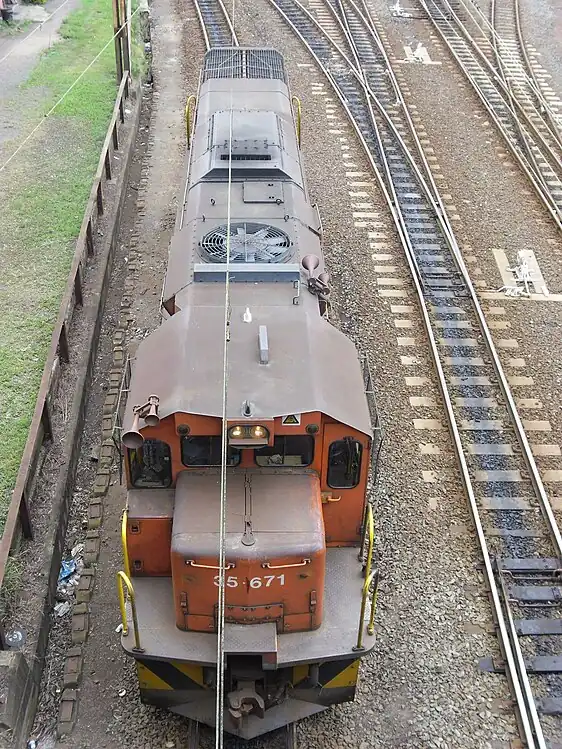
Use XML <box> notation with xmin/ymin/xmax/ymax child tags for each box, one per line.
<box><xmin>327</xmin><ymin>438</ymin><xmax>362</xmax><ymax>488</ymax></box>
<box><xmin>128</xmin><ymin>439</ymin><xmax>172</xmax><ymax>488</ymax></box>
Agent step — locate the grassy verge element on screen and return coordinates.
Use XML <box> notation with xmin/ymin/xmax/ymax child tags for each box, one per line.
<box><xmin>0</xmin><ymin>19</ymin><xmax>33</xmax><ymax>36</ymax></box>
<box><xmin>0</xmin><ymin>0</ymin><xmax>118</xmax><ymax>532</ymax></box>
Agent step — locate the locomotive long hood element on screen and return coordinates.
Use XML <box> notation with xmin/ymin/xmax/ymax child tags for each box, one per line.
<box><xmin>124</xmin><ymin>303</ymin><xmax>372</xmax><ymax>436</ymax></box>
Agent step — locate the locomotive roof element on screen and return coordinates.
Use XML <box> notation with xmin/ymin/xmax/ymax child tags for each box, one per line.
<box><xmin>124</xmin><ymin>303</ymin><xmax>372</xmax><ymax>437</ymax></box>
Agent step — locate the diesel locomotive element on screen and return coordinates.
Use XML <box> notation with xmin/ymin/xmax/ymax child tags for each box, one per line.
<box><xmin>118</xmin><ymin>47</ymin><xmax>380</xmax><ymax>741</ymax></box>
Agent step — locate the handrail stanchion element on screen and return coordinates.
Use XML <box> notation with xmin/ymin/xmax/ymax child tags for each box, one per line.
<box><xmin>354</xmin><ymin>570</ymin><xmax>376</xmax><ymax>651</ymax></box>
<box><xmin>121</xmin><ymin>509</ymin><xmax>131</xmax><ymax>579</ymax></box>
<box><xmin>368</xmin><ymin>571</ymin><xmax>379</xmax><ymax>636</ymax></box>
<box><xmin>291</xmin><ymin>95</ymin><xmax>302</xmax><ymax>147</ymax></box>
<box><xmin>363</xmin><ymin>504</ymin><xmax>374</xmax><ymax>581</ymax></box>
<box><xmin>353</xmin><ymin>505</ymin><xmax>377</xmax><ymax>650</ymax></box>
<box><xmin>185</xmin><ymin>95</ymin><xmax>197</xmax><ymax>145</ymax></box>
<box><xmin>116</xmin><ymin>571</ymin><xmax>144</xmax><ymax>652</ymax></box>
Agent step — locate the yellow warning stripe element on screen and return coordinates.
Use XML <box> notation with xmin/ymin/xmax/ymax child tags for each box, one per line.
<box><xmin>137</xmin><ymin>662</ymin><xmax>172</xmax><ymax>691</ymax></box>
<box><xmin>292</xmin><ymin>664</ymin><xmax>309</xmax><ymax>686</ymax></box>
<box><xmin>137</xmin><ymin>659</ymin><xmax>205</xmax><ymax>691</ymax></box>
<box><xmin>292</xmin><ymin>659</ymin><xmax>360</xmax><ymax>689</ymax></box>
<box><xmin>323</xmin><ymin>659</ymin><xmax>360</xmax><ymax>689</ymax></box>
<box><xmin>172</xmin><ymin>660</ymin><xmax>206</xmax><ymax>687</ymax></box>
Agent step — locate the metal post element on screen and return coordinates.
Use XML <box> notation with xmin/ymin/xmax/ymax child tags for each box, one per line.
<box><xmin>119</xmin><ymin>0</ymin><xmax>131</xmax><ymax>78</ymax></box>
<box><xmin>19</xmin><ymin>490</ymin><xmax>33</xmax><ymax>539</ymax></box>
<box><xmin>112</xmin><ymin>0</ymin><xmax>123</xmax><ymax>83</ymax></box>
<box><xmin>116</xmin><ymin>571</ymin><xmax>143</xmax><ymax>652</ymax></box>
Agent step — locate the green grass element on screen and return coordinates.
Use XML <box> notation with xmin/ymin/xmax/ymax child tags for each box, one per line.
<box><xmin>0</xmin><ymin>19</ymin><xmax>33</xmax><ymax>36</ymax></box>
<box><xmin>0</xmin><ymin>554</ymin><xmax>25</xmax><ymax>619</ymax></box>
<box><xmin>0</xmin><ymin>0</ymin><xmax>120</xmax><ymax>531</ymax></box>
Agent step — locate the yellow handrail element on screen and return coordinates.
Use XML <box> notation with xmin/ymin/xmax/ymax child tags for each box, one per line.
<box><xmin>367</xmin><ymin>571</ymin><xmax>379</xmax><ymax>636</ymax></box>
<box><xmin>363</xmin><ymin>504</ymin><xmax>374</xmax><ymax>584</ymax></box>
<box><xmin>353</xmin><ymin>505</ymin><xmax>377</xmax><ymax>650</ymax></box>
<box><xmin>185</xmin><ymin>95</ymin><xmax>197</xmax><ymax>145</ymax></box>
<box><xmin>117</xmin><ymin>571</ymin><xmax>143</xmax><ymax>652</ymax></box>
<box><xmin>354</xmin><ymin>570</ymin><xmax>378</xmax><ymax>650</ymax></box>
<box><xmin>291</xmin><ymin>95</ymin><xmax>302</xmax><ymax>148</ymax></box>
<box><xmin>121</xmin><ymin>508</ymin><xmax>131</xmax><ymax>579</ymax></box>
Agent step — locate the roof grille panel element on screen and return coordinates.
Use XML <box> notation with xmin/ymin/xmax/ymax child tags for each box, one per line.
<box><xmin>220</xmin><ymin>153</ymin><xmax>272</xmax><ymax>161</ymax></box>
<box><xmin>203</xmin><ymin>48</ymin><xmax>287</xmax><ymax>83</ymax></box>
<box><xmin>200</xmin><ymin>222</ymin><xmax>292</xmax><ymax>264</ymax></box>
<box><xmin>245</xmin><ymin>49</ymin><xmax>286</xmax><ymax>81</ymax></box>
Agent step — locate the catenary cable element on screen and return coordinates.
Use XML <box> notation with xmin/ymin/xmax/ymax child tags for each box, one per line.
<box><xmin>215</xmin><ymin>70</ymin><xmax>235</xmax><ymax>749</ymax></box>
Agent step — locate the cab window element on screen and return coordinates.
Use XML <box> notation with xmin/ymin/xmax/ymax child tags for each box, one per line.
<box><xmin>129</xmin><ymin>439</ymin><xmax>172</xmax><ymax>488</ymax></box>
<box><xmin>181</xmin><ymin>436</ymin><xmax>240</xmax><ymax>467</ymax></box>
<box><xmin>255</xmin><ymin>436</ymin><xmax>314</xmax><ymax>467</ymax></box>
<box><xmin>327</xmin><ymin>438</ymin><xmax>362</xmax><ymax>488</ymax></box>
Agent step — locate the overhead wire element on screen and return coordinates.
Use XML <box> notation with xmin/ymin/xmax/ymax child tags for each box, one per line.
<box><xmin>215</xmin><ymin>40</ymin><xmax>236</xmax><ymax>749</ymax></box>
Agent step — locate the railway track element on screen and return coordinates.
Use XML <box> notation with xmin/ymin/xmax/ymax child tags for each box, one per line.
<box><xmin>418</xmin><ymin>0</ymin><xmax>562</xmax><ymax>231</ymax></box>
<box><xmin>193</xmin><ymin>0</ymin><xmax>239</xmax><ymax>48</ymax></box>
<box><xmin>489</xmin><ymin>0</ymin><xmax>562</xmax><ymax>142</ymax></box>
<box><xmin>260</xmin><ymin>0</ymin><xmax>562</xmax><ymax>745</ymax></box>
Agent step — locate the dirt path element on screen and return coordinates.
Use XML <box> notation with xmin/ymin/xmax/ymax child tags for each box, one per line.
<box><xmin>0</xmin><ymin>0</ymin><xmax>81</xmax><ymax>144</ymax></box>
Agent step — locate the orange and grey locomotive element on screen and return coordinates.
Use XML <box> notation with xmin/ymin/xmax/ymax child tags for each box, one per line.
<box><xmin>118</xmin><ymin>47</ymin><xmax>380</xmax><ymax>741</ymax></box>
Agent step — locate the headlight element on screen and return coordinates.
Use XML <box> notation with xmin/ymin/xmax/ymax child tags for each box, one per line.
<box><xmin>228</xmin><ymin>425</ymin><xmax>270</xmax><ymax>443</ymax></box>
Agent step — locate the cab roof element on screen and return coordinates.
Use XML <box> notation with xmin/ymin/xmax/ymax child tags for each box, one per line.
<box><xmin>124</xmin><ymin>303</ymin><xmax>372</xmax><ymax>438</ymax></box>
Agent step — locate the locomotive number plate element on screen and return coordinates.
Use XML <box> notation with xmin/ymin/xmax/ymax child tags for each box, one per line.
<box><xmin>213</xmin><ymin>574</ymin><xmax>285</xmax><ymax>588</ymax></box>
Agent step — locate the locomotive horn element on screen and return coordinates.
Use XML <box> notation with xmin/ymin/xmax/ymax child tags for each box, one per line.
<box><xmin>318</xmin><ymin>272</ymin><xmax>330</xmax><ymax>286</ymax></box>
<box><xmin>301</xmin><ymin>254</ymin><xmax>320</xmax><ymax>278</ymax></box>
<box><xmin>144</xmin><ymin>395</ymin><xmax>160</xmax><ymax>427</ymax></box>
<box><xmin>122</xmin><ymin>412</ymin><xmax>144</xmax><ymax>450</ymax></box>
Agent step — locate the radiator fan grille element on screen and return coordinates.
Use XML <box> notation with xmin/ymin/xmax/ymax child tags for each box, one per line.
<box><xmin>200</xmin><ymin>222</ymin><xmax>292</xmax><ymax>264</ymax></box>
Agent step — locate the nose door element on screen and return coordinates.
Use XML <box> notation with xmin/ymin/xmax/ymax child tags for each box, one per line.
<box><xmin>321</xmin><ymin>423</ymin><xmax>370</xmax><ymax>545</ymax></box>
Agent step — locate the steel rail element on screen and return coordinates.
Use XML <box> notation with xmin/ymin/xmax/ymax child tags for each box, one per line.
<box><xmin>426</xmin><ymin>0</ymin><xmax>562</xmax><ymax>178</ymax></box>
<box><xmin>193</xmin><ymin>0</ymin><xmax>211</xmax><ymax>50</ymax></box>
<box><xmin>269</xmin><ymin>0</ymin><xmax>452</xmax><ymax>276</ymax></box>
<box><xmin>510</xmin><ymin>0</ymin><xmax>562</xmax><ymax>142</ymax></box>
<box><xmin>465</xmin><ymin>0</ymin><xmax>562</xmax><ymax>145</ymax></box>
<box><xmin>267</xmin><ymin>0</ymin><xmax>560</xmax><ymax>744</ymax></box>
<box><xmin>488</xmin><ymin>0</ymin><xmax>553</xmax><ymax>198</ymax></box>
<box><xmin>192</xmin><ymin>0</ymin><xmax>239</xmax><ymax>50</ymax></box>
<box><xmin>322</xmin><ymin>4</ymin><xmax>552</xmax><ymax>745</ymax></box>
<box><xmin>290</xmin><ymin>0</ymin><xmax>562</xmax><ymax>560</ymax></box>
<box><xmin>458</xmin><ymin>0</ymin><xmax>561</xmax><ymax>131</ymax></box>
<box><xmin>419</xmin><ymin>0</ymin><xmax>562</xmax><ymax>230</ymax></box>
<box><xmin>350</xmin><ymin>0</ymin><xmax>562</xmax><ymax>562</ymax></box>
<box><xmin>430</xmin><ymin>0</ymin><xmax>562</xmax><ymax>169</ymax></box>
<box><xmin>474</xmin><ymin>0</ymin><xmax>562</xmax><ymax>170</ymax></box>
